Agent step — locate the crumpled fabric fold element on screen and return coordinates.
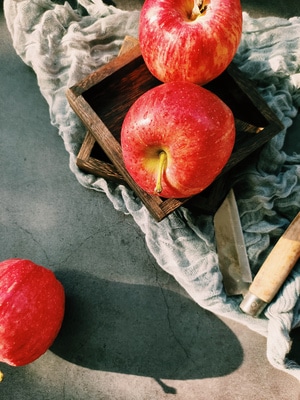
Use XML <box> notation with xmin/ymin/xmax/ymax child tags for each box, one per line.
<box><xmin>4</xmin><ymin>0</ymin><xmax>300</xmax><ymax>380</ymax></box>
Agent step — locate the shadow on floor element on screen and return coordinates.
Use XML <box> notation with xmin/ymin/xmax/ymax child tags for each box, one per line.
<box><xmin>51</xmin><ymin>269</ymin><xmax>243</xmax><ymax>382</ymax></box>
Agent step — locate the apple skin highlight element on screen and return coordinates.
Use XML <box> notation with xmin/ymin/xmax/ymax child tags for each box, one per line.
<box><xmin>121</xmin><ymin>82</ymin><xmax>235</xmax><ymax>199</ymax></box>
<box><xmin>139</xmin><ymin>0</ymin><xmax>243</xmax><ymax>85</ymax></box>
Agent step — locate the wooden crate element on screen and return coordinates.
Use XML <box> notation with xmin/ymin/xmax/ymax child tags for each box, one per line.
<box><xmin>67</xmin><ymin>37</ymin><xmax>283</xmax><ymax>221</ymax></box>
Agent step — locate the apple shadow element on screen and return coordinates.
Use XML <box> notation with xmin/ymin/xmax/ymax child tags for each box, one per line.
<box><xmin>51</xmin><ymin>269</ymin><xmax>243</xmax><ymax>381</ymax></box>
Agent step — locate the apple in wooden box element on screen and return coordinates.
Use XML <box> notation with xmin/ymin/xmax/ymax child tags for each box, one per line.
<box><xmin>121</xmin><ymin>81</ymin><xmax>235</xmax><ymax>199</ymax></box>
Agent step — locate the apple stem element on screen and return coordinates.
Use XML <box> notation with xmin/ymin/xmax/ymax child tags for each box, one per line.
<box><xmin>191</xmin><ymin>0</ymin><xmax>201</xmax><ymax>19</ymax></box>
<box><xmin>191</xmin><ymin>0</ymin><xmax>207</xmax><ymax>20</ymax></box>
<box><xmin>154</xmin><ymin>151</ymin><xmax>167</xmax><ymax>194</ymax></box>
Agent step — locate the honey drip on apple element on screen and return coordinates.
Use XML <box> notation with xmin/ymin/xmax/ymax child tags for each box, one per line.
<box><xmin>154</xmin><ymin>151</ymin><xmax>167</xmax><ymax>194</ymax></box>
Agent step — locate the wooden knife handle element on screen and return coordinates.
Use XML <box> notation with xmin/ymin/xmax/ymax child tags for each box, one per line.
<box><xmin>240</xmin><ymin>212</ymin><xmax>300</xmax><ymax>316</ymax></box>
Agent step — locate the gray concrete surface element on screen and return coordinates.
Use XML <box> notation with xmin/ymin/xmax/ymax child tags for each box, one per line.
<box><xmin>1</xmin><ymin>0</ymin><xmax>300</xmax><ymax>399</ymax></box>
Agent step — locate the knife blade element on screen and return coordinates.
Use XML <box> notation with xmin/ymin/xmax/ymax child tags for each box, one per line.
<box><xmin>214</xmin><ymin>188</ymin><xmax>252</xmax><ymax>296</ymax></box>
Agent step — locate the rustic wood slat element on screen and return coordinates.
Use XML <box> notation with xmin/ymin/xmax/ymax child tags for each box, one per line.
<box><xmin>76</xmin><ymin>131</ymin><xmax>125</xmax><ymax>182</ymax></box>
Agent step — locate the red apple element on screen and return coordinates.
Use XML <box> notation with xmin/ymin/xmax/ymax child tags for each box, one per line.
<box><xmin>139</xmin><ymin>0</ymin><xmax>243</xmax><ymax>85</ymax></box>
<box><xmin>121</xmin><ymin>82</ymin><xmax>235</xmax><ymax>199</ymax></box>
<box><xmin>0</xmin><ymin>258</ymin><xmax>65</xmax><ymax>366</ymax></box>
